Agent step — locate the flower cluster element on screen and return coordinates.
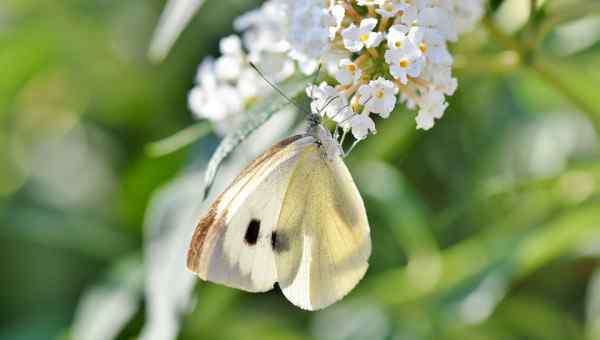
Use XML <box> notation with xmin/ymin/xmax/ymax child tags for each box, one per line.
<box><xmin>188</xmin><ymin>2</ymin><xmax>292</xmax><ymax>134</ymax></box>
<box><xmin>189</xmin><ymin>0</ymin><xmax>483</xmax><ymax>140</ymax></box>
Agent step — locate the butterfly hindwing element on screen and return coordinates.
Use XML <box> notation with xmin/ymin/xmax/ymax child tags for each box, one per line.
<box><xmin>275</xmin><ymin>145</ymin><xmax>371</xmax><ymax>310</ymax></box>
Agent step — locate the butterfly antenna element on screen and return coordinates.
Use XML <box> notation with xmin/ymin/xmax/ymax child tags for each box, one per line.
<box><xmin>249</xmin><ymin>62</ymin><xmax>308</xmax><ymax>115</ymax></box>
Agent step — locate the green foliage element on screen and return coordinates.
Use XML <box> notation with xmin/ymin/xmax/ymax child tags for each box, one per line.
<box><xmin>1</xmin><ymin>1</ymin><xmax>599</xmax><ymax>340</ymax></box>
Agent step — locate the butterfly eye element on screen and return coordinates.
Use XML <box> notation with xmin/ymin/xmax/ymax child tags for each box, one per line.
<box><xmin>244</xmin><ymin>219</ymin><xmax>261</xmax><ymax>245</ymax></box>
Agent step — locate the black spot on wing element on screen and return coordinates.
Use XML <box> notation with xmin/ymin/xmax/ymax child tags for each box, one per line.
<box><xmin>244</xmin><ymin>219</ymin><xmax>261</xmax><ymax>245</ymax></box>
<box><xmin>271</xmin><ymin>231</ymin><xmax>289</xmax><ymax>253</ymax></box>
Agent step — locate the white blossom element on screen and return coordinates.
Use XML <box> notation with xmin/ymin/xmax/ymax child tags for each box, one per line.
<box><xmin>384</xmin><ymin>42</ymin><xmax>424</xmax><ymax>84</ymax></box>
<box><xmin>386</xmin><ymin>24</ymin><xmax>410</xmax><ymax>49</ymax></box>
<box><xmin>357</xmin><ymin>0</ymin><xmax>386</xmax><ymax>6</ymax></box>
<box><xmin>408</xmin><ymin>26</ymin><xmax>453</xmax><ymax>65</ymax></box>
<box><xmin>376</xmin><ymin>0</ymin><xmax>407</xmax><ymax>18</ymax></box>
<box><xmin>357</xmin><ymin>78</ymin><xmax>398</xmax><ymax>118</ymax></box>
<box><xmin>397</xmin><ymin>4</ymin><xmax>419</xmax><ymax>26</ymax></box>
<box><xmin>343</xmin><ymin>113</ymin><xmax>377</xmax><ymax>140</ymax></box>
<box><xmin>234</xmin><ymin>2</ymin><xmax>289</xmax><ymax>54</ymax></box>
<box><xmin>418</xmin><ymin>7</ymin><xmax>458</xmax><ymax>41</ymax></box>
<box><xmin>214</xmin><ymin>36</ymin><xmax>244</xmax><ymax>81</ymax></box>
<box><xmin>187</xmin><ymin>0</ymin><xmax>485</xmax><ymax>144</ymax></box>
<box><xmin>335</xmin><ymin>59</ymin><xmax>362</xmax><ymax>86</ymax></box>
<box><xmin>416</xmin><ymin>90</ymin><xmax>447</xmax><ymax>130</ymax></box>
<box><xmin>341</xmin><ymin>18</ymin><xmax>383</xmax><ymax>52</ymax></box>
<box><xmin>422</xmin><ymin>63</ymin><xmax>457</xmax><ymax>95</ymax></box>
<box><xmin>283</xmin><ymin>0</ymin><xmax>336</xmax><ymax>59</ymax></box>
<box><xmin>453</xmin><ymin>0</ymin><xmax>485</xmax><ymax>34</ymax></box>
<box><xmin>330</xmin><ymin>5</ymin><xmax>346</xmax><ymax>39</ymax></box>
<box><xmin>188</xmin><ymin>57</ymin><xmax>248</xmax><ymax>134</ymax></box>
<box><xmin>306</xmin><ymin>82</ymin><xmax>352</xmax><ymax>123</ymax></box>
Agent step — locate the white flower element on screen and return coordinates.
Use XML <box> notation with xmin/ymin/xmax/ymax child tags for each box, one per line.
<box><xmin>188</xmin><ymin>83</ymin><xmax>243</xmax><ymax>127</ymax></box>
<box><xmin>357</xmin><ymin>0</ymin><xmax>386</xmax><ymax>6</ymax></box>
<box><xmin>384</xmin><ymin>42</ymin><xmax>424</xmax><ymax>84</ymax></box>
<box><xmin>219</xmin><ymin>34</ymin><xmax>243</xmax><ymax>55</ymax></box>
<box><xmin>306</xmin><ymin>82</ymin><xmax>352</xmax><ymax>122</ymax></box>
<box><xmin>408</xmin><ymin>26</ymin><xmax>452</xmax><ymax>64</ymax></box>
<box><xmin>342</xmin><ymin>113</ymin><xmax>377</xmax><ymax>140</ymax></box>
<box><xmin>386</xmin><ymin>24</ymin><xmax>410</xmax><ymax>49</ymax></box>
<box><xmin>422</xmin><ymin>63</ymin><xmax>457</xmax><ymax>95</ymax></box>
<box><xmin>397</xmin><ymin>4</ymin><xmax>419</xmax><ymax>26</ymax></box>
<box><xmin>415</xmin><ymin>89</ymin><xmax>447</xmax><ymax>130</ymax></box>
<box><xmin>189</xmin><ymin>56</ymin><xmax>245</xmax><ymax>126</ymax></box>
<box><xmin>214</xmin><ymin>54</ymin><xmax>243</xmax><ymax>81</ymax></box>
<box><xmin>321</xmin><ymin>47</ymin><xmax>352</xmax><ymax>74</ymax></box>
<box><xmin>418</xmin><ymin>7</ymin><xmax>457</xmax><ymax>41</ymax></box>
<box><xmin>341</xmin><ymin>18</ymin><xmax>383</xmax><ymax>52</ymax></box>
<box><xmin>356</xmin><ymin>78</ymin><xmax>398</xmax><ymax>117</ymax></box>
<box><xmin>330</xmin><ymin>5</ymin><xmax>346</xmax><ymax>39</ymax></box>
<box><xmin>237</xmin><ymin>68</ymin><xmax>266</xmax><ymax>99</ymax></box>
<box><xmin>335</xmin><ymin>59</ymin><xmax>362</xmax><ymax>86</ymax></box>
<box><xmin>453</xmin><ymin>0</ymin><xmax>485</xmax><ymax>34</ymax></box>
<box><xmin>248</xmin><ymin>50</ymin><xmax>295</xmax><ymax>82</ymax></box>
<box><xmin>376</xmin><ymin>0</ymin><xmax>407</xmax><ymax>18</ymax></box>
<box><xmin>194</xmin><ymin>58</ymin><xmax>217</xmax><ymax>89</ymax></box>
<box><xmin>234</xmin><ymin>2</ymin><xmax>289</xmax><ymax>54</ymax></box>
<box><xmin>283</xmin><ymin>0</ymin><xmax>336</xmax><ymax>59</ymax></box>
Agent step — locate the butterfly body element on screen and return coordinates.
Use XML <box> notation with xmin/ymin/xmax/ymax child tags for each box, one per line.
<box><xmin>187</xmin><ymin>123</ymin><xmax>371</xmax><ymax>310</ymax></box>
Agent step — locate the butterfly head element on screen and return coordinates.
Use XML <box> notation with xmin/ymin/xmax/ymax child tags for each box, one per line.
<box><xmin>309</xmin><ymin>123</ymin><xmax>343</xmax><ymax>161</ymax></box>
<box><xmin>307</xmin><ymin>113</ymin><xmax>321</xmax><ymax>128</ymax></box>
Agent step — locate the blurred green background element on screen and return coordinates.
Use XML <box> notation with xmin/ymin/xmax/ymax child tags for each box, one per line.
<box><xmin>1</xmin><ymin>0</ymin><xmax>600</xmax><ymax>339</ymax></box>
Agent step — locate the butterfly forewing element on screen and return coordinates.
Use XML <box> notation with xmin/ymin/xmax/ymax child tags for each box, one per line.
<box><xmin>187</xmin><ymin>135</ymin><xmax>315</xmax><ymax>292</ymax></box>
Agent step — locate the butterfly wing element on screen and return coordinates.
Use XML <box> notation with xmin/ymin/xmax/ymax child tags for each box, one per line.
<box><xmin>187</xmin><ymin>135</ymin><xmax>315</xmax><ymax>292</ymax></box>
<box><xmin>274</xmin><ymin>145</ymin><xmax>371</xmax><ymax>310</ymax></box>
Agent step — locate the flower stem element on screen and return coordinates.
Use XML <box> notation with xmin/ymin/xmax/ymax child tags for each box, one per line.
<box><xmin>379</xmin><ymin>17</ymin><xmax>390</xmax><ymax>32</ymax></box>
<box><xmin>367</xmin><ymin>47</ymin><xmax>379</xmax><ymax>58</ymax></box>
<box><xmin>355</xmin><ymin>53</ymin><xmax>370</xmax><ymax>66</ymax></box>
<box><xmin>343</xmin><ymin>1</ymin><xmax>362</xmax><ymax>23</ymax></box>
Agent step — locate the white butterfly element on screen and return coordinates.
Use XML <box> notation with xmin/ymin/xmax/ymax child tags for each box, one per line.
<box><xmin>186</xmin><ymin>115</ymin><xmax>371</xmax><ymax>311</ymax></box>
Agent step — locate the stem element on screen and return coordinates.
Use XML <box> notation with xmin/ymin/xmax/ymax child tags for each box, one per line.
<box><xmin>379</xmin><ymin>17</ymin><xmax>390</xmax><ymax>32</ymax></box>
<box><xmin>145</xmin><ymin>121</ymin><xmax>211</xmax><ymax>157</ymax></box>
<box><xmin>343</xmin><ymin>1</ymin><xmax>362</xmax><ymax>23</ymax></box>
<box><xmin>355</xmin><ymin>52</ymin><xmax>370</xmax><ymax>66</ymax></box>
<box><xmin>367</xmin><ymin>47</ymin><xmax>379</xmax><ymax>58</ymax></box>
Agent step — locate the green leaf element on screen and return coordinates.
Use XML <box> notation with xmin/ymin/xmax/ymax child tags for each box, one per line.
<box><xmin>145</xmin><ymin>121</ymin><xmax>211</xmax><ymax>157</ymax></box>
<box><xmin>148</xmin><ymin>0</ymin><xmax>208</xmax><ymax>62</ymax></box>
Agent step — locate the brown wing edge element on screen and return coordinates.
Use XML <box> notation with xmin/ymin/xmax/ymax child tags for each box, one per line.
<box><xmin>186</xmin><ymin>134</ymin><xmax>307</xmax><ymax>275</ymax></box>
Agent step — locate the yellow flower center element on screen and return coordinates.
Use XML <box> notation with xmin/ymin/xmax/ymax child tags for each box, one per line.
<box><xmin>375</xmin><ymin>89</ymin><xmax>385</xmax><ymax>99</ymax></box>
<box><xmin>419</xmin><ymin>43</ymin><xmax>427</xmax><ymax>53</ymax></box>
<box><xmin>352</xmin><ymin>95</ymin><xmax>362</xmax><ymax>112</ymax></box>
<box><xmin>399</xmin><ymin>59</ymin><xmax>410</xmax><ymax>68</ymax></box>
<box><xmin>347</xmin><ymin>64</ymin><xmax>357</xmax><ymax>75</ymax></box>
<box><xmin>394</xmin><ymin>41</ymin><xmax>402</xmax><ymax>48</ymax></box>
<box><xmin>385</xmin><ymin>3</ymin><xmax>394</xmax><ymax>11</ymax></box>
<box><xmin>359</xmin><ymin>34</ymin><xmax>369</xmax><ymax>43</ymax></box>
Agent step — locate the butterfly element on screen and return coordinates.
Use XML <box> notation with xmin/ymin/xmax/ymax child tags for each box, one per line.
<box><xmin>186</xmin><ymin>111</ymin><xmax>371</xmax><ymax>311</ymax></box>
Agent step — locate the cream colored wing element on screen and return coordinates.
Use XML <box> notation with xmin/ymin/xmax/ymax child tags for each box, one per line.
<box><xmin>187</xmin><ymin>135</ymin><xmax>315</xmax><ymax>292</ymax></box>
<box><xmin>274</xmin><ymin>145</ymin><xmax>371</xmax><ymax>310</ymax></box>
